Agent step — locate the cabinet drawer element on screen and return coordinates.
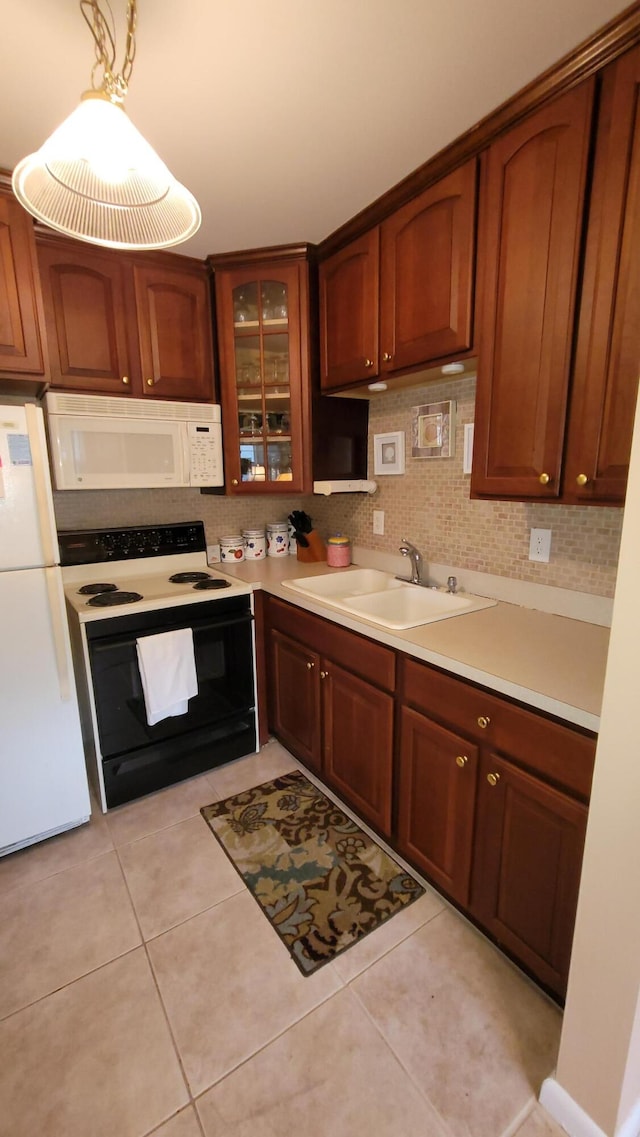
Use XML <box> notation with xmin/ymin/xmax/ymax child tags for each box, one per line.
<box><xmin>268</xmin><ymin>597</ymin><xmax>396</xmax><ymax>692</ymax></box>
<box><xmin>401</xmin><ymin>656</ymin><xmax>595</xmax><ymax>798</ymax></box>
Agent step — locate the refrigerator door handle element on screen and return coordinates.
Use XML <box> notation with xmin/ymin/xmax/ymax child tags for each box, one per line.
<box><xmin>44</xmin><ymin>567</ymin><xmax>72</xmax><ymax>702</ymax></box>
<box><xmin>25</xmin><ymin>403</ymin><xmax>58</xmax><ymax>567</ymax></box>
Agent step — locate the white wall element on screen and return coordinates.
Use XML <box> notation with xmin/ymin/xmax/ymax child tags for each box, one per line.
<box><xmin>543</xmin><ymin>387</ymin><xmax>640</xmax><ymax>1136</ymax></box>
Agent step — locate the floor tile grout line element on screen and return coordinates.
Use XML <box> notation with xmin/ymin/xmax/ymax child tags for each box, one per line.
<box><xmin>114</xmin><ymin>840</ymin><xmax>196</xmax><ymax>1126</ymax></box>
<box><xmin>343</xmin><ymin>978</ymin><xmax>457</xmax><ymax>1137</ymax></box>
<box><xmin>0</xmin><ymin>941</ymin><xmax>144</xmax><ymax>1026</ymax></box>
<box><xmin>332</xmin><ymin>900</ymin><xmax>445</xmax><ymax>984</ymax></box>
<box><xmin>0</xmin><ymin>835</ymin><xmax>116</xmax><ymax>897</ymax></box>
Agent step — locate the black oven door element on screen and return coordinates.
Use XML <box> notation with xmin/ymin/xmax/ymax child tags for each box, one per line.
<box><xmin>85</xmin><ymin>595</ymin><xmax>256</xmax><ymax>806</ymax></box>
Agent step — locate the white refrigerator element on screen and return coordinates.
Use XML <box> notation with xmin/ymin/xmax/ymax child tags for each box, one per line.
<box><xmin>0</xmin><ymin>402</ymin><xmax>90</xmax><ymax>855</ymax></box>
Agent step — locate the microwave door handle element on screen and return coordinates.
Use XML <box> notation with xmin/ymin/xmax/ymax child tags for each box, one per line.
<box><xmin>25</xmin><ymin>404</ymin><xmax>59</xmax><ymax>566</ymax></box>
<box><xmin>44</xmin><ymin>567</ymin><xmax>72</xmax><ymax>702</ymax></box>
<box><xmin>181</xmin><ymin>425</ymin><xmax>191</xmax><ymax>485</ymax></box>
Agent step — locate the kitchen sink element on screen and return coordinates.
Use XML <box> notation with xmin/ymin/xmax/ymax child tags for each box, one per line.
<box><xmin>282</xmin><ymin>569</ymin><xmax>497</xmax><ymax>629</ymax></box>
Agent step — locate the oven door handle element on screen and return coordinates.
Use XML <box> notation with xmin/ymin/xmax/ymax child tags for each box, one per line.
<box><xmin>90</xmin><ymin>612</ymin><xmax>254</xmax><ymax>653</ymax></box>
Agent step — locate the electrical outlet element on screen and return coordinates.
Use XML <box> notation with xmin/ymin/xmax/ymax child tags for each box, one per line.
<box><xmin>372</xmin><ymin>509</ymin><xmax>385</xmax><ymax>535</ymax></box>
<box><xmin>529</xmin><ymin>528</ymin><xmax>552</xmax><ymax>563</ymax></box>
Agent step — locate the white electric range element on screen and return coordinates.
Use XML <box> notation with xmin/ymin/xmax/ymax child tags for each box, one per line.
<box><xmin>59</xmin><ymin>522</ymin><xmax>258</xmax><ymax>811</ymax></box>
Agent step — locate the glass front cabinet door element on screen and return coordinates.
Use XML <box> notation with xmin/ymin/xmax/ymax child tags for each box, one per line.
<box><xmin>213</xmin><ymin>256</ymin><xmax>311</xmax><ymax>494</ymax></box>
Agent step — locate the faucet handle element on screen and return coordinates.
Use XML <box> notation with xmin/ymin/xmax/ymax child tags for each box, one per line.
<box><xmin>447</xmin><ymin>575</ymin><xmax>458</xmax><ymax>594</ymax></box>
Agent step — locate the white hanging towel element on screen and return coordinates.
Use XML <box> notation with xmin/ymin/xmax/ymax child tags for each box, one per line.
<box><xmin>136</xmin><ymin>628</ymin><xmax>198</xmax><ymax>726</ymax></box>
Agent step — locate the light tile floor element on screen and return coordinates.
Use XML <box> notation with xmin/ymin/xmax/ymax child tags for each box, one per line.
<box><xmin>0</xmin><ymin>740</ymin><xmax>567</xmax><ymax>1137</ymax></box>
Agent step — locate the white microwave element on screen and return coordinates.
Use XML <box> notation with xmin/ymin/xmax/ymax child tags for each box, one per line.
<box><xmin>44</xmin><ymin>393</ymin><xmax>224</xmax><ymax>491</ymax></box>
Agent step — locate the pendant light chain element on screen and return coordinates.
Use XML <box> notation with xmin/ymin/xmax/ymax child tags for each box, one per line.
<box><xmin>79</xmin><ymin>0</ymin><xmax>137</xmax><ymax>104</ymax></box>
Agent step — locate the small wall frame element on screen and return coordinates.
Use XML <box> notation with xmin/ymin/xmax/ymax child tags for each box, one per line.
<box><xmin>373</xmin><ymin>431</ymin><xmax>405</xmax><ymax>475</ymax></box>
<box><xmin>411</xmin><ymin>400</ymin><xmax>456</xmax><ymax>458</ymax></box>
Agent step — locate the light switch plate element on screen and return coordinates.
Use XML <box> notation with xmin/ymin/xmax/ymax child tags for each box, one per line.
<box><xmin>372</xmin><ymin>510</ymin><xmax>385</xmax><ymax>535</ymax></box>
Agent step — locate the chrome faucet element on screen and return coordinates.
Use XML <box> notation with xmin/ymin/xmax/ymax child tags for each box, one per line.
<box><xmin>398</xmin><ymin>539</ymin><xmax>424</xmax><ymax>585</ymax></box>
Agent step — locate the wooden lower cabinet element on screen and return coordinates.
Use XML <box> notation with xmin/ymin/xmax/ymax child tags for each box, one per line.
<box><xmin>399</xmin><ymin>655</ymin><xmax>594</xmax><ymax>1000</ymax></box>
<box><xmin>269</xmin><ymin>629</ymin><xmax>321</xmax><ymax>772</ymax></box>
<box><xmin>323</xmin><ymin>661</ymin><xmax>393</xmax><ymax>833</ymax></box>
<box><xmin>265</xmin><ymin>598</ymin><xmax>594</xmax><ymax>999</ymax></box>
<box><xmin>471</xmin><ymin>752</ymin><xmax>587</xmax><ymax>996</ymax></box>
<box><xmin>266</xmin><ymin>597</ymin><xmax>394</xmax><ymax>835</ymax></box>
<box><xmin>397</xmin><ymin>706</ymin><xmax>478</xmax><ymax>907</ymax></box>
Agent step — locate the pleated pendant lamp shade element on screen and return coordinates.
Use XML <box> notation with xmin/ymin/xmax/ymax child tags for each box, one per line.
<box><xmin>12</xmin><ymin>90</ymin><xmax>201</xmax><ymax>250</ymax></box>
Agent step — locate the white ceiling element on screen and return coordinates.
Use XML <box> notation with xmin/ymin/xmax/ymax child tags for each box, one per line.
<box><xmin>0</xmin><ymin>0</ymin><xmax>632</xmax><ymax>258</ymax></box>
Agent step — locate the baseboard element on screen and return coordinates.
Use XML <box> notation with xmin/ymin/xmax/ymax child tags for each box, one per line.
<box><xmin>540</xmin><ymin>1078</ymin><xmax>640</xmax><ymax>1137</ymax></box>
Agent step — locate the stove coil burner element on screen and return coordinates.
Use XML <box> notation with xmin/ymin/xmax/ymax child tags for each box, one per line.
<box><xmin>87</xmin><ymin>591</ymin><xmax>143</xmax><ymax>607</ymax></box>
<box><xmin>169</xmin><ymin>571</ymin><xmax>211</xmax><ymax>584</ymax></box>
<box><xmin>193</xmin><ymin>578</ymin><xmax>232</xmax><ymax>590</ymax></box>
<box><xmin>78</xmin><ymin>583</ymin><xmax>118</xmax><ymax>595</ymax></box>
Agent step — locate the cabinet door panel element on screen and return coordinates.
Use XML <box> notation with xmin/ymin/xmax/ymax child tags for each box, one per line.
<box><xmin>322</xmin><ymin>661</ymin><xmax>393</xmax><ymax>834</ymax></box>
<box><xmin>472</xmin><ymin>753</ymin><xmax>587</xmax><ymax>998</ymax></box>
<box><xmin>38</xmin><ymin>245</ymin><xmax>133</xmax><ymax>393</ymax></box>
<box><xmin>269</xmin><ymin>630</ymin><xmax>321</xmax><ymax>772</ymax></box>
<box><xmin>472</xmin><ymin>82</ymin><xmax>594</xmax><ymax>500</ymax></box>
<box><xmin>397</xmin><ymin>707</ymin><xmax>478</xmax><ymax>906</ymax></box>
<box><xmin>134</xmin><ymin>265</ymin><xmax>213</xmax><ymax>401</ymax></box>
<box><xmin>215</xmin><ymin>261</ymin><xmax>307</xmax><ymax>492</ymax></box>
<box><xmin>0</xmin><ymin>193</ymin><xmax>45</xmax><ymax>375</ymax></box>
<box><xmin>319</xmin><ymin>229</ymin><xmax>379</xmax><ymax>390</ymax></box>
<box><xmin>379</xmin><ymin>160</ymin><xmax>476</xmax><ymax>371</ymax></box>
<box><xmin>564</xmin><ymin>46</ymin><xmax>640</xmax><ymax>504</ymax></box>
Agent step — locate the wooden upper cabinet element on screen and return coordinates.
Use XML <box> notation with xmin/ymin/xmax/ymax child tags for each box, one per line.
<box><xmin>214</xmin><ymin>257</ymin><xmax>310</xmax><ymax>494</ymax></box>
<box><xmin>38</xmin><ymin>243</ymin><xmax>134</xmax><ymax>394</ymax></box>
<box><xmin>319</xmin><ymin>160</ymin><xmax>477</xmax><ymax>391</ymax></box>
<box><xmin>379</xmin><ymin>160</ymin><xmax>476</xmax><ymax>373</ymax></box>
<box><xmin>319</xmin><ymin>229</ymin><xmax>379</xmax><ymax>391</ymax></box>
<box><xmin>0</xmin><ymin>190</ymin><xmax>46</xmax><ymax>377</ymax></box>
<box><xmin>472</xmin><ymin>82</ymin><xmax>595</xmax><ymax>500</ymax></box>
<box><xmin>563</xmin><ymin>46</ymin><xmax>640</xmax><ymax>505</ymax></box>
<box><xmin>133</xmin><ymin>264</ymin><xmax>214</xmax><ymax>401</ymax></box>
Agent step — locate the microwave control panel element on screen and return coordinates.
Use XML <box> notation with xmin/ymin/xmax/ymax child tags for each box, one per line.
<box><xmin>188</xmin><ymin>422</ymin><xmax>223</xmax><ymax>486</ymax></box>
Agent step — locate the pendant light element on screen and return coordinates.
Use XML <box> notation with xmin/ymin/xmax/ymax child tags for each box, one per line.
<box><xmin>11</xmin><ymin>0</ymin><xmax>201</xmax><ymax>250</ymax></box>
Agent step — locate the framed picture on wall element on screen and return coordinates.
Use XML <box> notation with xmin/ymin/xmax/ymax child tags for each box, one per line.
<box><xmin>373</xmin><ymin>431</ymin><xmax>405</xmax><ymax>475</ymax></box>
<box><xmin>411</xmin><ymin>400</ymin><xmax>456</xmax><ymax>458</ymax></box>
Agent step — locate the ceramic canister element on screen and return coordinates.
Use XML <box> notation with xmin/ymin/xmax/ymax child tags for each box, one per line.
<box><xmin>242</xmin><ymin>527</ymin><xmax>266</xmax><ymax>560</ymax></box>
<box><xmin>266</xmin><ymin>522</ymin><xmax>289</xmax><ymax>557</ymax></box>
<box><xmin>219</xmin><ymin>534</ymin><xmax>245</xmax><ymax>563</ymax></box>
<box><xmin>326</xmin><ymin>535</ymin><xmax>351</xmax><ymax>567</ymax></box>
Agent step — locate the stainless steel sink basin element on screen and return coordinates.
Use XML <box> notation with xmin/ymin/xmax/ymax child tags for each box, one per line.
<box><xmin>282</xmin><ymin>569</ymin><xmax>496</xmax><ymax>629</ymax></box>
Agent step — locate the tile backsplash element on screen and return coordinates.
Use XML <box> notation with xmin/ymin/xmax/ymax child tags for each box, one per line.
<box><xmin>52</xmin><ymin>375</ymin><xmax>623</xmax><ymax>599</ymax></box>
<box><xmin>310</xmin><ymin>376</ymin><xmax>623</xmax><ymax>599</ymax></box>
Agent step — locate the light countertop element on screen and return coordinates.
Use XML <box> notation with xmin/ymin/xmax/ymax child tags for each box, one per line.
<box><xmin>217</xmin><ymin>556</ymin><xmax>609</xmax><ymax>733</ymax></box>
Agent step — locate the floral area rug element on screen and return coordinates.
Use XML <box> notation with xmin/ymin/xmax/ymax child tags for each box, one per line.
<box><xmin>200</xmin><ymin>769</ymin><xmax>424</xmax><ymax>975</ymax></box>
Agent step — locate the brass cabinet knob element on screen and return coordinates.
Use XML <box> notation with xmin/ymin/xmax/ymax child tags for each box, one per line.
<box><xmin>146</xmin><ymin>378</ymin><xmax>154</xmax><ymax>387</ymax></box>
<box><xmin>364</xmin><ymin>359</ymin><xmax>374</xmax><ymax>368</ymax></box>
<box><xmin>455</xmin><ymin>755</ymin><xmax>468</xmax><ymax>768</ymax></box>
<box><xmin>122</xmin><ymin>375</ymin><xmax>130</xmax><ymax>385</ymax></box>
<box><xmin>576</xmin><ymin>473</ymin><xmax>589</xmax><ymax>486</ymax></box>
<box><xmin>306</xmin><ymin>661</ymin><xmax>314</xmax><ymax>670</ymax></box>
<box><xmin>538</xmin><ymin>472</ymin><xmax>551</xmax><ymax>485</ymax></box>
<box><xmin>477</xmin><ymin>715</ymin><xmax>491</xmax><ymax>729</ymax></box>
<box><xmin>320</xmin><ymin>670</ymin><xmax>328</xmax><ymax>679</ymax></box>
<box><xmin>382</xmin><ymin>351</ymin><xmax>393</xmax><ymax>362</ymax></box>
<box><xmin>487</xmin><ymin>772</ymin><xmax>501</xmax><ymax>787</ymax></box>
<box><xmin>231</xmin><ymin>478</ymin><xmax>239</xmax><ymax>486</ymax></box>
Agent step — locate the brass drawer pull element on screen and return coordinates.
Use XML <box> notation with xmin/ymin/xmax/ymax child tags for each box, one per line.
<box><xmin>538</xmin><ymin>472</ymin><xmax>550</xmax><ymax>485</ymax></box>
<box><xmin>364</xmin><ymin>359</ymin><xmax>374</xmax><ymax>369</ymax></box>
<box><xmin>487</xmin><ymin>772</ymin><xmax>500</xmax><ymax>787</ymax></box>
<box><xmin>382</xmin><ymin>351</ymin><xmax>392</xmax><ymax>362</ymax></box>
<box><xmin>455</xmin><ymin>755</ymin><xmax>468</xmax><ymax>768</ymax></box>
<box><xmin>576</xmin><ymin>473</ymin><xmax>589</xmax><ymax>486</ymax></box>
<box><xmin>306</xmin><ymin>661</ymin><xmax>314</xmax><ymax>670</ymax></box>
<box><xmin>122</xmin><ymin>375</ymin><xmax>130</xmax><ymax>385</ymax></box>
<box><xmin>146</xmin><ymin>377</ymin><xmax>154</xmax><ymax>387</ymax></box>
<box><xmin>320</xmin><ymin>670</ymin><xmax>328</xmax><ymax>679</ymax></box>
<box><xmin>477</xmin><ymin>715</ymin><xmax>491</xmax><ymax>729</ymax></box>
